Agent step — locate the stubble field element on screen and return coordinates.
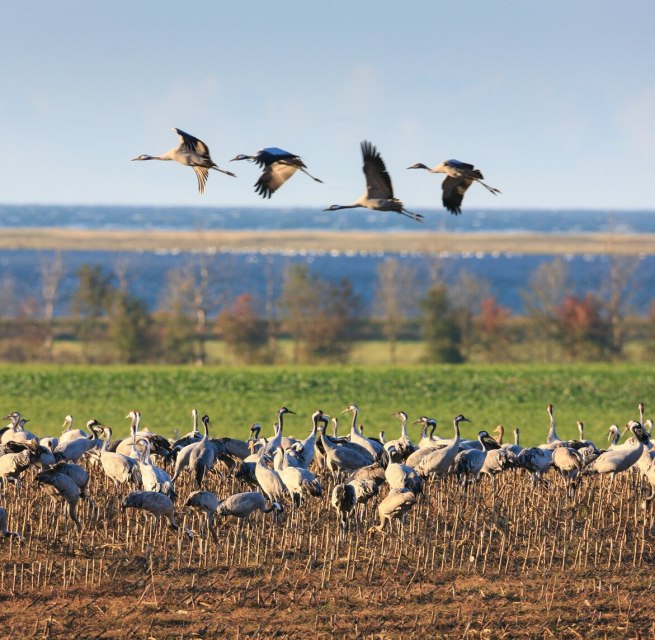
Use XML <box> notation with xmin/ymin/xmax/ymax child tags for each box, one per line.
<box><xmin>1</xmin><ymin>363</ymin><xmax>655</xmax><ymax>639</ymax></box>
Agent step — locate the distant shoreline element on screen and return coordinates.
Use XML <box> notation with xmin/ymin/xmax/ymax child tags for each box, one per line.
<box><xmin>0</xmin><ymin>227</ymin><xmax>652</xmax><ymax>255</ymax></box>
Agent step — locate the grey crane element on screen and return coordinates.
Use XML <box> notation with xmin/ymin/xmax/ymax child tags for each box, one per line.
<box><xmin>318</xmin><ymin>426</ymin><xmax>373</xmax><ymax>477</ymax></box>
<box><xmin>407</xmin><ymin>158</ymin><xmax>500</xmax><ymax>215</ymax></box>
<box><xmin>137</xmin><ymin>439</ymin><xmax>174</xmax><ymax>499</ymax></box>
<box><xmin>262</xmin><ymin>406</ymin><xmax>296</xmax><ymax>455</ymax></box>
<box><xmin>384</xmin><ymin>411</ymin><xmax>417</xmax><ymax>463</ymax></box>
<box><xmin>95</xmin><ymin>424</ymin><xmax>141</xmax><ymax>493</ymax></box>
<box><xmin>331</xmin><ymin>482</ymin><xmax>357</xmax><ymax>529</ymax></box>
<box><xmin>552</xmin><ymin>446</ymin><xmax>584</xmax><ymax>495</ymax></box>
<box><xmin>369</xmin><ymin>488</ymin><xmax>417</xmax><ymax>534</ymax></box>
<box><xmin>414</xmin><ymin>415</ymin><xmax>471</xmax><ymax>477</ymax></box>
<box><xmin>385</xmin><ymin>462</ymin><xmax>423</xmax><ymax>495</ymax></box>
<box><xmin>59</xmin><ymin>415</ymin><xmax>88</xmax><ymax>444</ymax></box>
<box><xmin>539</xmin><ymin>404</ymin><xmax>563</xmax><ymax>449</ymax></box>
<box><xmin>185</xmin><ymin>490</ymin><xmax>221</xmax><ymax>541</ymax></box>
<box><xmin>0</xmin><ymin>439</ymin><xmax>41</xmax><ymax>490</ymax></box>
<box><xmin>341</xmin><ymin>404</ymin><xmax>384</xmax><ymax>458</ymax></box>
<box><xmin>230</xmin><ymin>147</ymin><xmax>322</xmax><ymax>198</ymax></box>
<box><xmin>189</xmin><ymin>414</ymin><xmax>216</xmax><ymax>489</ymax></box>
<box><xmin>254</xmin><ymin>453</ymin><xmax>288</xmax><ymax>504</ymax></box>
<box><xmin>210</xmin><ymin>491</ymin><xmax>282</xmax><ymax>521</ymax></box>
<box><xmin>324</xmin><ymin>141</ymin><xmax>424</xmax><ymax>223</ymax></box>
<box><xmin>272</xmin><ymin>448</ymin><xmax>322</xmax><ymax>507</ymax></box>
<box><xmin>132</xmin><ymin>128</ymin><xmax>236</xmax><ymax>194</ymax></box>
<box><xmin>346</xmin><ymin>460</ymin><xmax>387</xmax><ymax>487</ymax></box>
<box><xmin>0</xmin><ymin>507</ymin><xmax>22</xmax><ymax>542</ymax></box>
<box><xmin>54</xmin><ymin>419</ymin><xmax>101</xmax><ymax>463</ymax></box>
<box><xmin>451</xmin><ymin>430</ymin><xmax>500</xmax><ymax>487</ymax></box>
<box><xmin>515</xmin><ymin>447</ymin><xmax>554</xmax><ymax>485</ymax></box>
<box><xmin>584</xmin><ymin>422</ymin><xmax>646</xmax><ymax>481</ymax></box>
<box><xmin>122</xmin><ymin>491</ymin><xmax>179</xmax><ymax>531</ymax></box>
<box><xmin>35</xmin><ymin>468</ymin><xmax>82</xmax><ymax>531</ymax></box>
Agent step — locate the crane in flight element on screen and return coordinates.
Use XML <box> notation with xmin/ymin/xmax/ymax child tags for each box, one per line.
<box><xmin>230</xmin><ymin>147</ymin><xmax>322</xmax><ymax>198</ymax></box>
<box><xmin>407</xmin><ymin>159</ymin><xmax>500</xmax><ymax>215</ymax></box>
<box><xmin>325</xmin><ymin>141</ymin><xmax>423</xmax><ymax>222</ymax></box>
<box><xmin>132</xmin><ymin>128</ymin><xmax>236</xmax><ymax>194</ymax></box>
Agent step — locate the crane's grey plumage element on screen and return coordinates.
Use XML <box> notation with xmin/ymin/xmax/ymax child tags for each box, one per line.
<box><xmin>230</xmin><ymin>147</ymin><xmax>322</xmax><ymax>198</ymax></box>
<box><xmin>325</xmin><ymin>141</ymin><xmax>424</xmax><ymax>222</ymax></box>
<box><xmin>369</xmin><ymin>488</ymin><xmax>417</xmax><ymax>533</ymax></box>
<box><xmin>54</xmin><ymin>420</ymin><xmax>101</xmax><ymax>463</ymax></box>
<box><xmin>185</xmin><ymin>490</ymin><xmax>221</xmax><ymax>541</ymax></box>
<box><xmin>132</xmin><ymin>128</ymin><xmax>236</xmax><ymax>194</ymax></box>
<box><xmin>255</xmin><ymin>453</ymin><xmax>288</xmax><ymax>504</ymax></box>
<box><xmin>35</xmin><ymin>468</ymin><xmax>82</xmax><ymax>531</ymax></box>
<box><xmin>122</xmin><ymin>491</ymin><xmax>178</xmax><ymax>531</ymax></box>
<box><xmin>215</xmin><ymin>491</ymin><xmax>282</xmax><ymax>520</ymax></box>
<box><xmin>414</xmin><ymin>415</ymin><xmax>471</xmax><ymax>477</ymax></box>
<box><xmin>95</xmin><ymin>425</ymin><xmax>141</xmax><ymax>492</ymax></box>
<box><xmin>59</xmin><ymin>415</ymin><xmax>88</xmax><ymax>444</ymax></box>
<box><xmin>407</xmin><ymin>158</ymin><xmax>500</xmax><ymax>215</ymax></box>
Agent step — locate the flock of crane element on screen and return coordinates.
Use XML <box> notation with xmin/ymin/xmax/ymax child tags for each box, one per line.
<box><xmin>132</xmin><ymin>129</ymin><xmax>501</xmax><ymax>218</ymax></box>
<box><xmin>0</xmin><ymin>401</ymin><xmax>653</xmax><ymax>543</ymax></box>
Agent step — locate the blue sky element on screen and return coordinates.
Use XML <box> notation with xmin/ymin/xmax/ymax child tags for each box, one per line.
<box><xmin>1</xmin><ymin>1</ymin><xmax>654</xmax><ymax>211</ymax></box>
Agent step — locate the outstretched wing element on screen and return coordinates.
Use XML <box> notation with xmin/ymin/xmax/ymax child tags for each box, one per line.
<box><xmin>193</xmin><ymin>166</ymin><xmax>209</xmax><ymax>194</ymax></box>
<box><xmin>441</xmin><ymin>175</ymin><xmax>473</xmax><ymax>215</ymax></box>
<box><xmin>361</xmin><ymin>141</ymin><xmax>393</xmax><ymax>200</ymax></box>
<box><xmin>254</xmin><ymin>161</ymin><xmax>299</xmax><ymax>199</ymax></box>
<box><xmin>175</xmin><ymin>128</ymin><xmax>211</xmax><ymax>157</ymax></box>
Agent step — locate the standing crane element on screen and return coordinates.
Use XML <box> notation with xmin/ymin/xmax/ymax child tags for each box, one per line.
<box><xmin>324</xmin><ymin>141</ymin><xmax>424</xmax><ymax>222</ymax></box>
<box><xmin>132</xmin><ymin>128</ymin><xmax>236</xmax><ymax>194</ymax></box>
<box><xmin>230</xmin><ymin>147</ymin><xmax>322</xmax><ymax>198</ymax></box>
<box><xmin>407</xmin><ymin>159</ymin><xmax>500</xmax><ymax>215</ymax></box>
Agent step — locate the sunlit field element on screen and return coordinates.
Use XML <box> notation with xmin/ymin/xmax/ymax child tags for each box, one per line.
<box><xmin>1</xmin><ymin>363</ymin><xmax>652</xmax><ymax>444</ymax></box>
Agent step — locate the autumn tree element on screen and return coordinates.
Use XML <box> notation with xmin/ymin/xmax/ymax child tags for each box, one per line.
<box><xmin>217</xmin><ymin>293</ymin><xmax>271</xmax><ymax>363</ymax></box>
<box><xmin>476</xmin><ymin>296</ymin><xmax>513</xmax><ymax>361</ymax></box>
<box><xmin>555</xmin><ymin>293</ymin><xmax>612</xmax><ymax>360</ymax></box>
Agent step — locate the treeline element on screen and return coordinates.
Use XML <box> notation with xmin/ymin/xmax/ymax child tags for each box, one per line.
<box><xmin>0</xmin><ymin>253</ymin><xmax>653</xmax><ymax>365</ymax></box>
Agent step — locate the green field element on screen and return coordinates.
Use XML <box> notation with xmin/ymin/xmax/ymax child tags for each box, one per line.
<box><xmin>0</xmin><ymin>363</ymin><xmax>652</xmax><ymax>446</ymax></box>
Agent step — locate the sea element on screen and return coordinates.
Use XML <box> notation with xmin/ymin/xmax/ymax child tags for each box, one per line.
<box><xmin>0</xmin><ymin>205</ymin><xmax>653</xmax><ymax>317</ymax></box>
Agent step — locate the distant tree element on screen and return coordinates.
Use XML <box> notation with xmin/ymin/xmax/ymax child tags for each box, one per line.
<box><xmin>601</xmin><ymin>253</ymin><xmax>639</xmax><ymax>357</ymax></box>
<box><xmin>107</xmin><ymin>292</ymin><xmax>157</xmax><ymax>363</ymax></box>
<box><xmin>476</xmin><ymin>296</ymin><xmax>513</xmax><ymax>361</ymax></box>
<box><xmin>279</xmin><ymin>265</ymin><xmax>359</xmax><ymax>363</ymax></box>
<box><xmin>521</xmin><ymin>258</ymin><xmax>569</xmax><ymax>362</ymax></box>
<box><xmin>449</xmin><ymin>269</ymin><xmax>491</xmax><ymax>359</ymax></box>
<box><xmin>375</xmin><ymin>257</ymin><xmax>417</xmax><ymax>364</ymax></box>
<box><xmin>39</xmin><ymin>251</ymin><xmax>64</xmax><ymax>357</ymax></box>
<box><xmin>421</xmin><ymin>284</ymin><xmax>463</xmax><ymax>363</ymax></box>
<box><xmin>555</xmin><ymin>293</ymin><xmax>612</xmax><ymax>360</ymax></box>
<box><xmin>163</xmin><ymin>255</ymin><xmax>227</xmax><ymax>366</ymax></box>
<box><xmin>157</xmin><ymin>303</ymin><xmax>196</xmax><ymax>364</ymax></box>
<box><xmin>279</xmin><ymin>264</ymin><xmax>321</xmax><ymax>363</ymax></box>
<box><xmin>72</xmin><ymin>265</ymin><xmax>116</xmax><ymax>362</ymax></box>
<box><xmin>217</xmin><ymin>293</ymin><xmax>271</xmax><ymax>363</ymax></box>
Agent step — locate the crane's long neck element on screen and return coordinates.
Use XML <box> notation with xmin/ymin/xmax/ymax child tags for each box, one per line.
<box><xmin>496</xmin><ymin>425</ymin><xmax>504</xmax><ymax>445</ymax></box>
<box><xmin>350</xmin><ymin>408</ymin><xmax>360</xmax><ymax>436</ymax></box>
<box><xmin>514</xmin><ymin>429</ymin><xmax>520</xmax><ymax>446</ymax></box>
<box><xmin>400</xmin><ymin>415</ymin><xmax>408</xmax><ymax>438</ymax></box>
<box><xmin>547</xmin><ymin>407</ymin><xmax>559</xmax><ymax>443</ymax></box>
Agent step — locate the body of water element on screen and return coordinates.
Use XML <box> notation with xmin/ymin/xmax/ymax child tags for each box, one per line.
<box><xmin>0</xmin><ymin>205</ymin><xmax>652</xmax><ymax>316</ymax></box>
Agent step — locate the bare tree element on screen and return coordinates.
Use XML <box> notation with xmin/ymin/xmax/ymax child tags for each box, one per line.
<box><xmin>449</xmin><ymin>269</ymin><xmax>491</xmax><ymax>360</ymax></box>
<box><xmin>521</xmin><ymin>258</ymin><xmax>569</xmax><ymax>362</ymax></box>
<box><xmin>374</xmin><ymin>257</ymin><xmax>417</xmax><ymax>364</ymax></box>
<box><xmin>39</xmin><ymin>252</ymin><xmax>64</xmax><ymax>357</ymax></box>
<box><xmin>162</xmin><ymin>254</ymin><xmax>227</xmax><ymax>366</ymax></box>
